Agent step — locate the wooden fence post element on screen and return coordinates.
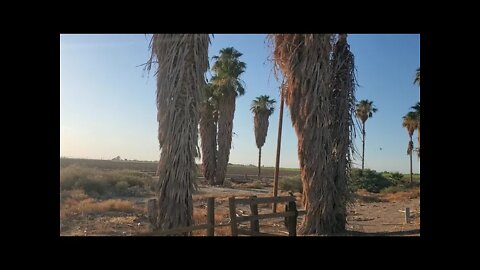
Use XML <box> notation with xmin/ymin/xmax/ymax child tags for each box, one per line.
<box><xmin>147</xmin><ymin>198</ymin><xmax>158</xmax><ymax>229</ymax></box>
<box><xmin>229</xmin><ymin>197</ymin><xmax>238</xmax><ymax>236</ymax></box>
<box><xmin>287</xmin><ymin>200</ymin><xmax>298</xmax><ymax>236</ymax></box>
<box><xmin>207</xmin><ymin>197</ymin><xmax>215</xmax><ymax>236</ymax></box>
<box><xmin>249</xmin><ymin>196</ymin><xmax>260</xmax><ymax>234</ymax></box>
<box><xmin>405</xmin><ymin>207</ymin><xmax>410</xmax><ymax>224</ymax></box>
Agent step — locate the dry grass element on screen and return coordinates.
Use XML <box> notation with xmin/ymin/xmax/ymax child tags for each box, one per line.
<box><xmin>78</xmin><ymin>199</ymin><xmax>138</xmax><ymax>214</ymax></box>
<box><xmin>380</xmin><ymin>187</ymin><xmax>420</xmax><ymax>202</ymax></box>
<box><xmin>60</xmin><ymin>189</ymin><xmax>140</xmax><ymax>222</ymax></box>
<box><xmin>60</xmin><ymin>189</ymin><xmax>89</xmax><ymax>221</ymax></box>
<box><xmin>191</xmin><ymin>205</ymin><xmax>231</xmax><ymax>236</ymax></box>
<box><xmin>354</xmin><ymin>189</ymin><xmax>387</xmax><ymax>203</ymax></box>
<box><xmin>355</xmin><ymin>188</ymin><xmax>420</xmax><ymax>203</ymax></box>
<box><xmin>244</xmin><ymin>180</ymin><xmax>265</xmax><ymax>189</ymax></box>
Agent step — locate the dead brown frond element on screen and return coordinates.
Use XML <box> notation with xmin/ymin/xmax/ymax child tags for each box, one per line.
<box><xmin>269</xmin><ymin>34</ymin><xmax>356</xmax><ymax>235</ymax></box>
<box><xmin>147</xmin><ymin>34</ymin><xmax>210</xmax><ymax>233</ymax></box>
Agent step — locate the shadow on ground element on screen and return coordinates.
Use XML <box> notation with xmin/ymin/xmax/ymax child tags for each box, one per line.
<box><xmin>340</xmin><ymin>229</ymin><xmax>420</xmax><ymax>236</ymax></box>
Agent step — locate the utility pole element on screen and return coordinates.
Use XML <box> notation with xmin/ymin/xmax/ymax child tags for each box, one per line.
<box><xmin>273</xmin><ymin>86</ymin><xmax>285</xmax><ymax>213</ymax></box>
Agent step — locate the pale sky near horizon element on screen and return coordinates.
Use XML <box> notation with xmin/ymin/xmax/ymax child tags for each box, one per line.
<box><xmin>60</xmin><ymin>34</ymin><xmax>420</xmax><ymax>174</ymax></box>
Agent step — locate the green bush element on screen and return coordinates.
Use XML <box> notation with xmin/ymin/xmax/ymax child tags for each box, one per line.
<box><xmin>279</xmin><ymin>176</ymin><xmax>302</xmax><ymax>193</ymax></box>
<box><xmin>115</xmin><ymin>181</ymin><xmax>130</xmax><ymax>195</ymax></box>
<box><xmin>390</xmin><ymin>172</ymin><xmax>403</xmax><ymax>182</ymax></box>
<box><xmin>60</xmin><ymin>165</ymin><xmax>154</xmax><ymax>197</ymax></box>
<box><xmin>350</xmin><ymin>168</ymin><xmax>393</xmax><ymax>193</ymax></box>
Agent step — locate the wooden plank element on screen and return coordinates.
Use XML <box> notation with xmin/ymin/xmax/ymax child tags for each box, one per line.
<box><xmin>229</xmin><ymin>197</ymin><xmax>238</xmax><ymax>236</ymax></box>
<box><xmin>234</xmin><ymin>196</ymin><xmax>295</xmax><ymax>205</ymax></box>
<box><xmin>236</xmin><ymin>211</ymin><xmax>296</xmax><ymax>222</ymax></box>
<box><xmin>250</xmin><ymin>196</ymin><xmax>260</xmax><ymax>233</ymax></box>
<box><xmin>207</xmin><ymin>197</ymin><xmax>215</xmax><ymax>236</ymax></box>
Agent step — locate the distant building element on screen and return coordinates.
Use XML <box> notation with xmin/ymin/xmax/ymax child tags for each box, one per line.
<box><xmin>112</xmin><ymin>156</ymin><xmax>121</xmax><ymax>161</ymax></box>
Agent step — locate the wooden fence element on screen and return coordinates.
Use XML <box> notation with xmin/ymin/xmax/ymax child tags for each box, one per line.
<box><xmin>143</xmin><ymin>195</ymin><xmax>305</xmax><ymax>236</ymax></box>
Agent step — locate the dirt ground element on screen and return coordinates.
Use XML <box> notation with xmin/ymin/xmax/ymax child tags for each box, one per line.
<box><xmin>60</xmin><ymin>184</ymin><xmax>420</xmax><ymax>237</ymax></box>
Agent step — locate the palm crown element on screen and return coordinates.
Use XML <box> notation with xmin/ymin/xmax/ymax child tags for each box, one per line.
<box><xmin>211</xmin><ymin>47</ymin><xmax>246</xmax><ymax>97</ymax></box>
<box><xmin>402</xmin><ymin>111</ymin><xmax>419</xmax><ymax>136</ymax></box>
<box><xmin>355</xmin><ymin>99</ymin><xmax>378</xmax><ymax>123</ymax></box>
<box><xmin>250</xmin><ymin>95</ymin><xmax>276</xmax><ymax>115</ymax></box>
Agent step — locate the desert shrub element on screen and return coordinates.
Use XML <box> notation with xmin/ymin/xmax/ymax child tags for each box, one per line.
<box><xmin>251</xmin><ymin>180</ymin><xmax>264</xmax><ymax>189</ymax></box>
<box><xmin>380</xmin><ymin>185</ymin><xmax>409</xmax><ymax>194</ymax></box>
<box><xmin>389</xmin><ymin>172</ymin><xmax>404</xmax><ymax>185</ymax></box>
<box><xmin>60</xmin><ymin>165</ymin><xmax>153</xmax><ymax>197</ymax></box>
<box><xmin>77</xmin><ymin>178</ymin><xmax>109</xmax><ymax>196</ymax></box>
<box><xmin>60</xmin><ymin>165</ymin><xmax>99</xmax><ymax>190</ymax></box>
<box><xmin>279</xmin><ymin>176</ymin><xmax>302</xmax><ymax>193</ymax></box>
<box><xmin>77</xmin><ymin>199</ymin><xmax>138</xmax><ymax>214</ymax></box>
<box><xmin>223</xmin><ymin>179</ymin><xmax>233</xmax><ymax>188</ymax></box>
<box><xmin>350</xmin><ymin>168</ymin><xmax>393</xmax><ymax>193</ymax></box>
<box><xmin>115</xmin><ymin>181</ymin><xmax>130</xmax><ymax>195</ymax></box>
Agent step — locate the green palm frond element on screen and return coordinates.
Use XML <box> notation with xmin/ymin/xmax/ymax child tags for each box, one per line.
<box><xmin>402</xmin><ymin>111</ymin><xmax>419</xmax><ymax>136</ymax></box>
<box><xmin>355</xmin><ymin>99</ymin><xmax>378</xmax><ymax>123</ymax></box>
<box><xmin>250</xmin><ymin>95</ymin><xmax>276</xmax><ymax>115</ymax></box>
<box><xmin>414</xmin><ymin>67</ymin><xmax>420</xmax><ymax>85</ymax></box>
<box><xmin>211</xmin><ymin>47</ymin><xmax>246</xmax><ymax>98</ymax></box>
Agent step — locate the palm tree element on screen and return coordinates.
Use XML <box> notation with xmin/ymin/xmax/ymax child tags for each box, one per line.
<box><xmin>199</xmin><ymin>83</ymin><xmax>218</xmax><ymax>185</ymax></box>
<box><xmin>402</xmin><ymin>111</ymin><xmax>419</xmax><ymax>184</ymax></box>
<box><xmin>355</xmin><ymin>100</ymin><xmax>378</xmax><ymax>172</ymax></box>
<box><xmin>145</xmin><ymin>34</ymin><xmax>209</xmax><ymax>232</ymax></box>
<box><xmin>250</xmin><ymin>95</ymin><xmax>276</xmax><ymax>178</ymax></box>
<box><xmin>211</xmin><ymin>47</ymin><xmax>246</xmax><ymax>185</ymax></box>
<box><xmin>411</xmin><ymin>102</ymin><xmax>420</xmax><ymax>158</ymax></box>
<box><xmin>270</xmin><ymin>34</ymin><xmax>356</xmax><ymax>235</ymax></box>
<box><xmin>414</xmin><ymin>67</ymin><xmax>420</xmax><ymax>85</ymax></box>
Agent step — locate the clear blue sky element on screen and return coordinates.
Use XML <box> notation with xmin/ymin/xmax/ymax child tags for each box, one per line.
<box><xmin>60</xmin><ymin>34</ymin><xmax>420</xmax><ymax>174</ymax></box>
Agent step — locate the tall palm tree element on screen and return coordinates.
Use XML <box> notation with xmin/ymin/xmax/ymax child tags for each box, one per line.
<box><xmin>211</xmin><ymin>47</ymin><xmax>246</xmax><ymax>185</ymax></box>
<box><xmin>402</xmin><ymin>111</ymin><xmax>419</xmax><ymax>184</ymax></box>
<box><xmin>411</xmin><ymin>102</ymin><xmax>420</xmax><ymax>158</ymax></box>
<box><xmin>145</xmin><ymin>34</ymin><xmax>209</xmax><ymax>232</ymax></box>
<box><xmin>199</xmin><ymin>83</ymin><xmax>218</xmax><ymax>185</ymax></box>
<box><xmin>250</xmin><ymin>95</ymin><xmax>276</xmax><ymax>178</ymax></box>
<box><xmin>355</xmin><ymin>100</ymin><xmax>378</xmax><ymax>172</ymax></box>
<box><xmin>270</xmin><ymin>34</ymin><xmax>356</xmax><ymax>235</ymax></box>
<box><xmin>414</xmin><ymin>67</ymin><xmax>420</xmax><ymax>85</ymax></box>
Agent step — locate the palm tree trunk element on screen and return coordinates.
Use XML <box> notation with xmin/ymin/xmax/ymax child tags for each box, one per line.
<box><xmin>361</xmin><ymin>122</ymin><xmax>366</xmax><ymax>172</ymax></box>
<box><xmin>199</xmin><ymin>103</ymin><xmax>217</xmax><ymax>185</ymax></box>
<box><xmin>258</xmin><ymin>147</ymin><xmax>261</xmax><ymax>179</ymax></box>
<box><xmin>417</xmin><ymin>125</ymin><xmax>420</xmax><ymax>159</ymax></box>
<box><xmin>215</xmin><ymin>94</ymin><xmax>236</xmax><ymax>185</ymax></box>
<box><xmin>410</xmin><ymin>138</ymin><xmax>413</xmax><ymax>185</ymax></box>
<box><xmin>148</xmin><ymin>34</ymin><xmax>209</xmax><ymax>233</ymax></box>
<box><xmin>271</xmin><ymin>34</ymin><xmax>353</xmax><ymax>235</ymax></box>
